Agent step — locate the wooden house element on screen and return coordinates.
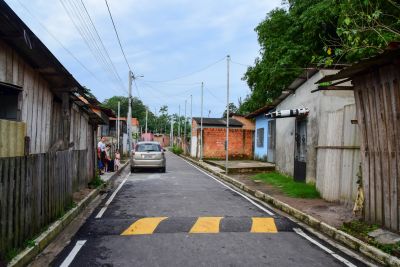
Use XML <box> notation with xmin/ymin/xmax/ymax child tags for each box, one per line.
<box><xmin>318</xmin><ymin>43</ymin><xmax>400</xmax><ymax>231</ymax></box>
<box><xmin>0</xmin><ymin>1</ymin><xmax>106</xmax><ymax>256</ymax></box>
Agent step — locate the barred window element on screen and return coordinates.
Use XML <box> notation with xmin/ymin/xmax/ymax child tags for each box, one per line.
<box><xmin>257</xmin><ymin>128</ymin><xmax>264</xmax><ymax>147</ymax></box>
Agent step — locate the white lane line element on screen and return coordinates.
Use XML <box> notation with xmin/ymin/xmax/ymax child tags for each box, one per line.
<box><xmin>293</xmin><ymin>228</ymin><xmax>357</xmax><ymax>267</ymax></box>
<box><xmin>181</xmin><ymin>158</ymin><xmax>274</xmax><ymax>216</ymax></box>
<box><xmin>95</xmin><ymin>173</ymin><xmax>129</xmax><ymax>219</ymax></box>
<box><xmin>59</xmin><ymin>240</ymin><xmax>87</xmax><ymax>267</ymax></box>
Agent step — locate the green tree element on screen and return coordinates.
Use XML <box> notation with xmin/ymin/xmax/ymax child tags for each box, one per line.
<box><xmin>222</xmin><ymin>103</ymin><xmax>238</xmax><ymax>118</ymax></box>
<box><xmin>239</xmin><ymin>0</ymin><xmax>340</xmax><ymax>114</ymax></box>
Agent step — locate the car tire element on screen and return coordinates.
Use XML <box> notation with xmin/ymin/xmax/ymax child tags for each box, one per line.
<box><xmin>161</xmin><ymin>167</ymin><xmax>166</xmax><ymax>173</ymax></box>
<box><xmin>130</xmin><ymin>166</ymin><xmax>135</xmax><ymax>173</ymax></box>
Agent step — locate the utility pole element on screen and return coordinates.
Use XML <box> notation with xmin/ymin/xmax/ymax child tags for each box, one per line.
<box><xmin>170</xmin><ymin>119</ymin><xmax>174</xmax><ymax>146</ymax></box>
<box><xmin>184</xmin><ymin>99</ymin><xmax>187</xmax><ymax>154</ymax></box>
<box><xmin>200</xmin><ymin>82</ymin><xmax>204</xmax><ymax>161</ymax></box>
<box><xmin>226</xmin><ymin>55</ymin><xmax>230</xmax><ymax>174</ymax></box>
<box><xmin>127</xmin><ymin>71</ymin><xmax>133</xmax><ymax>154</ymax></box>
<box><xmin>190</xmin><ymin>94</ymin><xmax>193</xmax><ymax>155</ymax></box>
<box><xmin>178</xmin><ymin>104</ymin><xmax>181</xmax><ymax>145</ymax></box>
<box><xmin>145</xmin><ymin>109</ymin><xmax>148</xmax><ymax>134</ymax></box>
<box><xmin>117</xmin><ymin>101</ymin><xmax>120</xmax><ymax>150</ymax></box>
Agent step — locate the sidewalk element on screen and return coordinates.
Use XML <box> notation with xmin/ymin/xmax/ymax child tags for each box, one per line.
<box><xmin>229</xmin><ymin>173</ymin><xmax>357</xmax><ymax>228</ymax></box>
<box><xmin>181</xmin><ymin>154</ymin><xmax>400</xmax><ymax>266</ymax></box>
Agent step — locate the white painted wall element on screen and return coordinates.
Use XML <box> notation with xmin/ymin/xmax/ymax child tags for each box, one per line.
<box><xmin>275</xmin><ymin>70</ymin><xmax>356</xmax><ymax>184</ymax></box>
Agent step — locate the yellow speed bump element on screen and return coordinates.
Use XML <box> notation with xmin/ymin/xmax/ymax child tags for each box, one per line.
<box><xmin>121</xmin><ymin>217</ymin><xmax>167</xmax><ymax>235</ymax></box>
<box><xmin>250</xmin><ymin>217</ymin><xmax>277</xmax><ymax>233</ymax></box>
<box><xmin>189</xmin><ymin>217</ymin><xmax>223</xmax><ymax>234</ymax></box>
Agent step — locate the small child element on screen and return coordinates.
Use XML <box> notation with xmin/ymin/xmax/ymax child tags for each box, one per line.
<box><xmin>114</xmin><ymin>149</ymin><xmax>121</xmax><ymax>171</ymax></box>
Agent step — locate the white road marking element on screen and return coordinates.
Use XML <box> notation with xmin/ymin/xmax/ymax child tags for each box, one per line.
<box><xmin>293</xmin><ymin>228</ymin><xmax>357</xmax><ymax>267</ymax></box>
<box><xmin>95</xmin><ymin>173</ymin><xmax>129</xmax><ymax>219</ymax></box>
<box><xmin>181</xmin><ymin>157</ymin><xmax>274</xmax><ymax>216</ymax></box>
<box><xmin>59</xmin><ymin>240</ymin><xmax>87</xmax><ymax>267</ymax></box>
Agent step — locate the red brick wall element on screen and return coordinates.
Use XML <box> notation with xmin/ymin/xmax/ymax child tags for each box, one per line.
<box><xmin>202</xmin><ymin>128</ymin><xmax>253</xmax><ymax>159</ymax></box>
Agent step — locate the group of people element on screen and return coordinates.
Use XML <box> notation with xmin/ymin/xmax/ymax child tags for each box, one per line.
<box><xmin>97</xmin><ymin>136</ymin><xmax>121</xmax><ymax>175</ymax></box>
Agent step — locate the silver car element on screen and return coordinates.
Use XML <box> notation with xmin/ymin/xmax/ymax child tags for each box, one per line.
<box><xmin>130</xmin><ymin>141</ymin><xmax>166</xmax><ymax>173</ymax></box>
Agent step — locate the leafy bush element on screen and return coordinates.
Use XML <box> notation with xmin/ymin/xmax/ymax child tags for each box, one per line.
<box><xmin>171</xmin><ymin>146</ymin><xmax>183</xmax><ymax>155</ymax></box>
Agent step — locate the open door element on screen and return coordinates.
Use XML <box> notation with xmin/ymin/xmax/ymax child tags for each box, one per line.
<box><xmin>294</xmin><ymin>119</ymin><xmax>307</xmax><ymax>182</ymax></box>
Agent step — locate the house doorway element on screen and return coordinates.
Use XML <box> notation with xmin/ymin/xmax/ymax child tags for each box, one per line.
<box><xmin>267</xmin><ymin>119</ymin><xmax>275</xmax><ymax>163</ymax></box>
<box><xmin>294</xmin><ymin>119</ymin><xmax>307</xmax><ymax>181</ymax></box>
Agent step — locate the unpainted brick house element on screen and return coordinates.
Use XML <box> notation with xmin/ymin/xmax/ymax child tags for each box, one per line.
<box><xmin>190</xmin><ymin>115</ymin><xmax>254</xmax><ymax>159</ymax></box>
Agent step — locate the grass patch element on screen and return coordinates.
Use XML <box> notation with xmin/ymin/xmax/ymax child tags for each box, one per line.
<box><xmin>251</xmin><ymin>172</ymin><xmax>320</xmax><ymax>198</ymax></box>
<box><xmin>88</xmin><ymin>171</ymin><xmax>105</xmax><ymax>189</ymax></box>
<box><xmin>340</xmin><ymin>220</ymin><xmax>400</xmax><ymax>257</ymax></box>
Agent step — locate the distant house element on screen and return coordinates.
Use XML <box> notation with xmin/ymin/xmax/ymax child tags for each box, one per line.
<box><xmin>317</xmin><ymin>43</ymin><xmax>400</xmax><ymax>231</ymax></box>
<box><xmin>154</xmin><ymin>133</ymin><xmax>169</xmax><ymax>147</ymax></box>
<box><xmin>190</xmin><ymin>115</ymin><xmax>254</xmax><ymax>159</ymax></box>
<box><xmin>248</xmin><ymin>68</ymin><xmax>360</xmax><ymax>205</ymax></box>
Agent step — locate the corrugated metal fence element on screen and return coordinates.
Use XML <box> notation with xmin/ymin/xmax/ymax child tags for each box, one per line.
<box><xmin>316</xmin><ymin>104</ymin><xmax>360</xmax><ymax>206</ymax></box>
<box><xmin>0</xmin><ymin>149</ymin><xmax>92</xmax><ymax>256</ymax></box>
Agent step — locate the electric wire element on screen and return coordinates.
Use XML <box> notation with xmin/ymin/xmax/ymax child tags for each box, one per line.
<box><xmin>144</xmin><ymin>56</ymin><xmax>226</xmax><ymax>83</ymax></box>
<box><xmin>59</xmin><ymin>0</ymin><xmax>127</xmax><ymax>93</ymax></box>
<box><xmin>104</xmin><ymin>0</ymin><xmax>131</xmax><ymax>72</ymax></box>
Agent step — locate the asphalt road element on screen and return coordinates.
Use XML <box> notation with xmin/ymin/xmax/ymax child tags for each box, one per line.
<box><xmin>52</xmin><ymin>152</ymin><xmax>368</xmax><ymax>267</ymax></box>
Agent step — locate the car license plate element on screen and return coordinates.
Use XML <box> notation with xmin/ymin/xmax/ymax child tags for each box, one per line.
<box><xmin>142</xmin><ymin>154</ymin><xmax>152</xmax><ymax>159</ymax></box>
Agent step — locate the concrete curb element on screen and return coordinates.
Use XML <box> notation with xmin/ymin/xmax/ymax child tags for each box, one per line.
<box><xmin>8</xmin><ymin>162</ymin><xmax>128</xmax><ymax>267</ymax></box>
<box><xmin>180</xmin><ymin>154</ymin><xmax>400</xmax><ymax>267</ymax></box>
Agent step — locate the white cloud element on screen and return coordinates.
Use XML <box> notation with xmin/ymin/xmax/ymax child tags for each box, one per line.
<box><xmin>5</xmin><ymin>0</ymin><xmax>281</xmax><ymax>115</ymax></box>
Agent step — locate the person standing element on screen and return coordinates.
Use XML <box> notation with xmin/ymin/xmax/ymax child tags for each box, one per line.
<box><xmin>114</xmin><ymin>149</ymin><xmax>121</xmax><ymax>171</ymax></box>
<box><xmin>98</xmin><ymin>136</ymin><xmax>106</xmax><ymax>173</ymax></box>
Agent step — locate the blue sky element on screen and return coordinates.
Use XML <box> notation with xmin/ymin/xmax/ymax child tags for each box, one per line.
<box><xmin>5</xmin><ymin>0</ymin><xmax>281</xmax><ymax>117</ymax></box>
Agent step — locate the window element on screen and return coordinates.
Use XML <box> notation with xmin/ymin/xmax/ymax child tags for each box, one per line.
<box><xmin>0</xmin><ymin>84</ymin><xmax>21</xmax><ymax>120</ymax></box>
<box><xmin>256</xmin><ymin>128</ymin><xmax>264</xmax><ymax>147</ymax></box>
<box><xmin>135</xmin><ymin>143</ymin><xmax>161</xmax><ymax>152</ymax></box>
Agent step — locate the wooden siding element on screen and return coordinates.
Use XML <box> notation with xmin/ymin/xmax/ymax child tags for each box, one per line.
<box><xmin>0</xmin><ymin>149</ymin><xmax>92</xmax><ymax>255</ymax></box>
<box><xmin>316</xmin><ymin>104</ymin><xmax>360</xmax><ymax>205</ymax></box>
<box><xmin>0</xmin><ymin>119</ymin><xmax>25</xmax><ymax>157</ymax></box>
<box><xmin>353</xmin><ymin>64</ymin><xmax>400</xmax><ymax>231</ymax></box>
<box><xmin>0</xmin><ymin>40</ymin><xmax>53</xmax><ymax>154</ymax></box>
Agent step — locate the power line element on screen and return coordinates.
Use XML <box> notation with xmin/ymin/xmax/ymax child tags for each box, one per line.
<box><xmin>144</xmin><ymin>56</ymin><xmax>226</xmax><ymax>83</ymax></box>
<box><xmin>104</xmin><ymin>0</ymin><xmax>131</xmax><ymax>72</ymax></box>
<box><xmin>59</xmin><ymin>0</ymin><xmax>127</xmax><ymax>93</ymax></box>
<box><xmin>15</xmin><ymin>0</ymin><xmax>124</xmax><ymax>95</ymax></box>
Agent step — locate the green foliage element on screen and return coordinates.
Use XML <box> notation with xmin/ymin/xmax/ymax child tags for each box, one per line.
<box><xmin>240</xmin><ymin>0</ymin><xmax>340</xmax><ymax>113</ymax></box>
<box><xmin>325</xmin><ymin>0</ymin><xmax>400</xmax><ymax>64</ymax></box>
<box><xmin>171</xmin><ymin>146</ymin><xmax>183</xmax><ymax>155</ymax></box>
<box><xmin>252</xmin><ymin>172</ymin><xmax>320</xmax><ymax>198</ymax></box>
<box><xmin>89</xmin><ymin>171</ymin><xmax>105</xmax><ymax>189</ymax></box>
<box><xmin>222</xmin><ymin>103</ymin><xmax>238</xmax><ymax>118</ymax></box>
<box><xmin>240</xmin><ymin>0</ymin><xmax>400</xmax><ymax>114</ymax></box>
<box><xmin>340</xmin><ymin>220</ymin><xmax>400</xmax><ymax>257</ymax></box>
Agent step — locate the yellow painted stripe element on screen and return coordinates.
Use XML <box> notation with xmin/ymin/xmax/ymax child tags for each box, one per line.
<box><xmin>121</xmin><ymin>217</ymin><xmax>167</xmax><ymax>235</ymax></box>
<box><xmin>250</xmin><ymin>217</ymin><xmax>277</xmax><ymax>233</ymax></box>
<box><xmin>189</xmin><ymin>217</ymin><xmax>223</xmax><ymax>233</ymax></box>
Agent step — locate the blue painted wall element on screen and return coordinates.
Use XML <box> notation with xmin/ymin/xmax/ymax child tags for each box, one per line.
<box><xmin>254</xmin><ymin>114</ymin><xmax>269</xmax><ymax>160</ymax></box>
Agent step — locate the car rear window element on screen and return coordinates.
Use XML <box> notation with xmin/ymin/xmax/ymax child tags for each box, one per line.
<box><xmin>136</xmin><ymin>143</ymin><xmax>161</xmax><ymax>152</ymax></box>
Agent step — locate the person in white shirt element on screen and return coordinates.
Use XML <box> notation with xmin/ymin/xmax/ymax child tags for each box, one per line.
<box><xmin>97</xmin><ymin>136</ymin><xmax>106</xmax><ymax>172</ymax></box>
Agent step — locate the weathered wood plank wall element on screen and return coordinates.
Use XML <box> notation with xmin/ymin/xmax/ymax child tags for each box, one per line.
<box><xmin>354</xmin><ymin>64</ymin><xmax>400</xmax><ymax>232</ymax></box>
<box><xmin>0</xmin><ymin>41</ymin><xmax>53</xmax><ymax>154</ymax></box>
<box><xmin>0</xmin><ymin>149</ymin><xmax>91</xmax><ymax>256</ymax></box>
<box><xmin>316</xmin><ymin>104</ymin><xmax>360</xmax><ymax>206</ymax></box>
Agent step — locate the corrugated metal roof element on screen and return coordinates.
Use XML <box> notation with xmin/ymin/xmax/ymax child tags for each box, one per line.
<box><xmin>192</xmin><ymin>117</ymin><xmax>243</xmax><ymax>127</ymax></box>
<box><xmin>0</xmin><ymin>1</ymin><xmax>84</xmax><ymax>93</ymax></box>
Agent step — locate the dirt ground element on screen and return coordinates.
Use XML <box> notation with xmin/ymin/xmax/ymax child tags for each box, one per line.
<box><xmin>230</xmin><ymin>173</ymin><xmax>360</xmax><ymax>228</ymax></box>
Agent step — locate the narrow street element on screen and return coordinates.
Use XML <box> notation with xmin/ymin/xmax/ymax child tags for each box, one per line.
<box><xmin>52</xmin><ymin>153</ymin><xmax>366</xmax><ymax>267</ymax></box>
